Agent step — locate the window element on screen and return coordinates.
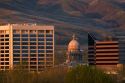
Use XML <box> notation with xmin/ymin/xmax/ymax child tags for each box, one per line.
<box><xmin>46</xmin><ymin>58</ymin><xmax>53</xmax><ymax>61</ymax></box>
<box><xmin>46</xmin><ymin>38</ymin><xmax>53</xmax><ymax>41</ymax></box>
<box><xmin>22</xmin><ymin>30</ymin><xmax>28</xmax><ymax>34</ymax></box>
<box><xmin>1</xmin><ymin>39</ymin><xmax>4</xmax><ymax>41</ymax></box>
<box><xmin>46</xmin><ymin>50</ymin><xmax>53</xmax><ymax>53</ymax></box>
<box><xmin>38</xmin><ymin>58</ymin><xmax>44</xmax><ymax>61</ymax></box>
<box><xmin>13</xmin><ymin>46</ymin><xmax>20</xmax><ymax>49</ymax></box>
<box><xmin>1</xmin><ymin>62</ymin><xmax>4</xmax><ymax>65</ymax></box>
<box><xmin>0</xmin><ymin>35</ymin><xmax>4</xmax><ymax>37</ymax></box>
<box><xmin>1</xmin><ymin>54</ymin><xmax>4</xmax><ymax>57</ymax></box>
<box><xmin>30</xmin><ymin>38</ymin><xmax>36</xmax><ymax>41</ymax></box>
<box><xmin>5</xmin><ymin>39</ymin><xmax>9</xmax><ymax>41</ymax></box>
<box><xmin>5</xmin><ymin>54</ymin><xmax>9</xmax><ymax>57</ymax></box>
<box><xmin>46</xmin><ymin>42</ymin><xmax>53</xmax><ymax>45</ymax></box>
<box><xmin>1</xmin><ymin>43</ymin><xmax>4</xmax><ymax>45</ymax></box>
<box><xmin>22</xmin><ymin>58</ymin><xmax>28</xmax><ymax>61</ymax></box>
<box><xmin>5</xmin><ymin>42</ymin><xmax>9</xmax><ymax>45</ymax></box>
<box><xmin>1</xmin><ymin>58</ymin><xmax>4</xmax><ymax>61</ymax></box>
<box><xmin>38</xmin><ymin>62</ymin><xmax>44</xmax><ymax>65</ymax></box>
<box><xmin>13</xmin><ymin>54</ymin><xmax>20</xmax><ymax>57</ymax></box>
<box><xmin>13</xmin><ymin>58</ymin><xmax>20</xmax><ymax>61</ymax></box>
<box><xmin>46</xmin><ymin>34</ymin><xmax>53</xmax><ymax>37</ymax></box>
<box><xmin>22</xmin><ymin>34</ymin><xmax>28</xmax><ymax>37</ymax></box>
<box><xmin>13</xmin><ymin>34</ymin><xmax>20</xmax><ymax>37</ymax></box>
<box><xmin>46</xmin><ymin>46</ymin><xmax>53</xmax><ymax>49</ymax></box>
<box><xmin>5</xmin><ymin>50</ymin><xmax>9</xmax><ymax>53</ymax></box>
<box><xmin>22</xmin><ymin>38</ymin><xmax>28</xmax><ymax>41</ymax></box>
<box><xmin>30</xmin><ymin>50</ymin><xmax>36</xmax><ymax>53</ymax></box>
<box><xmin>38</xmin><ymin>50</ymin><xmax>44</xmax><ymax>53</ymax></box>
<box><xmin>30</xmin><ymin>54</ymin><xmax>36</xmax><ymax>57</ymax></box>
<box><xmin>13</xmin><ymin>62</ymin><xmax>20</xmax><ymax>65</ymax></box>
<box><xmin>30</xmin><ymin>46</ymin><xmax>36</xmax><ymax>49</ymax></box>
<box><xmin>5</xmin><ymin>35</ymin><xmax>9</xmax><ymax>37</ymax></box>
<box><xmin>30</xmin><ymin>42</ymin><xmax>36</xmax><ymax>45</ymax></box>
<box><xmin>38</xmin><ymin>54</ymin><xmax>44</xmax><ymax>57</ymax></box>
<box><xmin>22</xmin><ymin>42</ymin><xmax>28</xmax><ymax>45</ymax></box>
<box><xmin>38</xmin><ymin>30</ymin><xmax>44</xmax><ymax>34</ymax></box>
<box><xmin>1</xmin><ymin>47</ymin><xmax>4</xmax><ymax>49</ymax></box>
<box><xmin>30</xmin><ymin>30</ymin><xmax>36</xmax><ymax>34</ymax></box>
<box><xmin>1</xmin><ymin>51</ymin><xmax>4</xmax><ymax>53</ymax></box>
<box><xmin>5</xmin><ymin>62</ymin><xmax>9</xmax><ymax>65</ymax></box>
<box><xmin>38</xmin><ymin>38</ymin><xmax>44</xmax><ymax>41</ymax></box>
<box><xmin>5</xmin><ymin>58</ymin><xmax>9</xmax><ymax>61</ymax></box>
<box><xmin>5</xmin><ymin>46</ymin><xmax>9</xmax><ymax>49</ymax></box>
<box><xmin>30</xmin><ymin>62</ymin><xmax>36</xmax><ymax>65</ymax></box>
<box><xmin>22</xmin><ymin>50</ymin><xmax>28</xmax><ymax>53</ymax></box>
<box><xmin>30</xmin><ymin>58</ymin><xmax>36</xmax><ymax>61</ymax></box>
<box><xmin>13</xmin><ymin>30</ymin><xmax>20</xmax><ymax>33</ymax></box>
<box><xmin>13</xmin><ymin>38</ymin><xmax>20</xmax><ymax>41</ymax></box>
<box><xmin>13</xmin><ymin>50</ymin><xmax>20</xmax><ymax>53</ymax></box>
<box><xmin>38</xmin><ymin>46</ymin><xmax>44</xmax><ymax>49</ymax></box>
<box><xmin>22</xmin><ymin>46</ymin><xmax>28</xmax><ymax>49</ymax></box>
<box><xmin>38</xmin><ymin>42</ymin><xmax>44</xmax><ymax>45</ymax></box>
<box><xmin>38</xmin><ymin>34</ymin><xmax>44</xmax><ymax>37</ymax></box>
<box><xmin>13</xmin><ymin>42</ymin><xmax>20</xmax><ymax>45</ymax></box>
<box><xmin>46</xmin><ymin>30</ymin><xmax>53</xmax><ymax>34</ymax></box>
<box><xmin>30</xmin><ymin>34</ymin><xmax>36</xmax><ymax>37</ymax></box>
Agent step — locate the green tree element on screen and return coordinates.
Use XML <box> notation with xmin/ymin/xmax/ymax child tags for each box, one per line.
<box><xmin>65</xmin><ymin>65</ymin><xmax>116</xmax><ymax>83</ymax></box>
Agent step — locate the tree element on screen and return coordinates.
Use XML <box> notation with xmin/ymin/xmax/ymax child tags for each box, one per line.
<box><xmin>65</xmin><ymin>65</ymin><xmax>116</xmax><ymax>83</ymax></box>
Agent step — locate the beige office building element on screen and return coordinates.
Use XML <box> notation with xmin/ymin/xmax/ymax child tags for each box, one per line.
<box><xmin>0</xmin><ymin>24</ymin><xmax>54</xmax><ymax>71</ymax></box>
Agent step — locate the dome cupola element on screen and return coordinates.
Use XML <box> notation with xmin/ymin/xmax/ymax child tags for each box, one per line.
<box><xmin>68</xmin><ymin>34</ymin><xmax>80</xmax><ymax>52</ymax></box>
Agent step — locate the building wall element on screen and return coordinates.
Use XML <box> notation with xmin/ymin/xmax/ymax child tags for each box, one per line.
<box><xmin>88</xmin><ymin>34</ymin><xmax>96</xmax><ymax>65</ymax></box>
<box><xmin>0</xmin><ymin>28</ymin><xmax>10</xmax><ymax>70</ymax></box>
<box><xmin>88</xmin><ymin>34</ymin><xmax>120</xmax><ymax>73</ymax></box>
<box><xmin>0</xmin><ymin>24</ymin><xmax>54</xmax><ymax>71</ymax></box>
<box><xmin>95</xmin><ymin>41</ymin><xmax>119</xmax><ymax>65</ymax></box>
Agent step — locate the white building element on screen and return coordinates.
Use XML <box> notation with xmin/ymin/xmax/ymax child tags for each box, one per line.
<box><xmin>0</xmin><ymin>24</ymin><xmax>54</xmax><ymax>71</ymax></box>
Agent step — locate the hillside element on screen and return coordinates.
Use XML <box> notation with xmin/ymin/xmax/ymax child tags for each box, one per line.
<box><xmin>0</xmin><ymin>0</ymin><xmax>125</xmax><ymax>45</ymax></box>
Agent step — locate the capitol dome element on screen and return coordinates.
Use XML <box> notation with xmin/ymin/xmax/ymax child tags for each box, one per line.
<box><xmin>68</xmin><ymin>34</ymin><xmax>80</xmax><ymax>52</ymax></box>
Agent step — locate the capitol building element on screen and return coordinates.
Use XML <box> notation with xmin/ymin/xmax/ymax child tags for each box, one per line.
<box><xmin>66</xmin><ymin>34</ymin><xmax>83</xmax><ymax>67</ymax></box>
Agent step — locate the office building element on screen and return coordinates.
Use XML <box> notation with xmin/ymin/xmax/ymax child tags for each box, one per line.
<box><xmin>88</xmin><ymin>33</ymin><xmax>120</xmax><ymax>74</ymax></box>
<box><xmin>0</xmin><ymin>24</ymin><xmax>54</xmax><ymax>71</ymax></box>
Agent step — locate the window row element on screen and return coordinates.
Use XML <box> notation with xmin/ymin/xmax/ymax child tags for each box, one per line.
<box><xmin>0</xmin><ymin>50</ymin><xmax>9</xmax><ymax>53</ymax></box>
<box><xmin>0</xmin><ymin>42</ymin><xmax>9</xmax><ymax>45</ymax></box>
<box><xmin>0</xmin><ymin>46</ymin><xmax>9</xmax><ymax>49</ymax></box>
<box><xmin>13</xmin><ymin>30</ymin><xmax>53</xmax><ymax>34</ymax></box>
<box><xmin>0</xmin><ymin>54</ymin><xmax>9</xmax><ymax>57</ymax></box>
<box><xmin>0</xmin><ymin>35</ymin><xmax>9</xmax><ymax>37</ymax></box>
<box><xmin>0</xmin><ymin>58</ymin><xmax>9</xmax><ymax>61</ymax></box>
<box><xmin>0</xmin><ymin>62</ymin><xmax>9</xmax><ymax>65</ymax></box>
<box><xmin>13</xmin><ymin>46</ymin><xmax>53</xmax><ymax>49</ymax></box>
<box><xmin>13</xmin><ymin>54</ymin><xmax>53</xmax><ymax>57</ymax></box>
<box><xmin>13</xmin><ymin>42</ymin><xmax>53</xmax><ymax>45</ymax></box>
<box><xmin>0</xmin><ymin>39</ymin><xmax>9</xmax><ymax>41</ymax></box>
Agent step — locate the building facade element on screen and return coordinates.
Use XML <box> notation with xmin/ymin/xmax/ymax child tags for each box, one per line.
<box><xmin>0</xmin><ymin>24</ymin><xmax>54</xmax><ymax>71</ymax></box>
<box><xmin>88</xmin><ymin>33</ymin><xmax>120</xmax><ymax>74</ymax></box>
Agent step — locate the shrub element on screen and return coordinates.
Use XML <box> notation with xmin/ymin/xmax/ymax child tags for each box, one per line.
<box><xmin>65</xmin><ymin>65</ymin><xmax>116</xmax><ymax>83</ymax></box>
